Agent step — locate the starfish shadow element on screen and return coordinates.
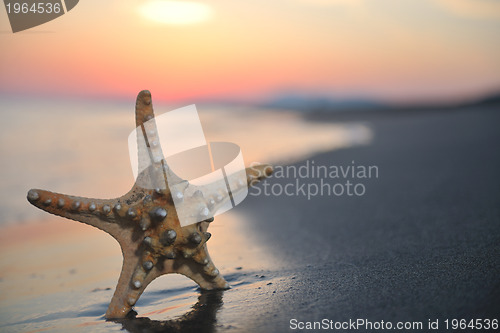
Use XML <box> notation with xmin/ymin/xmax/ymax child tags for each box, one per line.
<box><xmin>111</xmin><ymin>290</ymin><xmax>224</xmax><ymax>333</ymax></box>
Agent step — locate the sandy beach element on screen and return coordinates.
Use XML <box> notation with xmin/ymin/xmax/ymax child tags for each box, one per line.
<box><xmin>0</xmin><ymin>102</ymin><xmax>499</xmax><ymax>332</ymax></box>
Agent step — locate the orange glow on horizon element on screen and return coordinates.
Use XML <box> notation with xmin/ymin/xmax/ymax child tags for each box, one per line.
<box><xmin>0</xmin><ymin>0</ymin><xmax>499</xmax><ymax>103</ymax></box>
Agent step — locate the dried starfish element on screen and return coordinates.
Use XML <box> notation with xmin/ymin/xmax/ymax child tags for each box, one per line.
<box><xmin>27</xmin><ymin>90</ymin><xmax>272</xmax><ymax>319</ymax></box>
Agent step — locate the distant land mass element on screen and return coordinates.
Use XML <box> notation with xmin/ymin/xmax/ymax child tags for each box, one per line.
<box><xmin>259</xmin><ymin>91</ymin><xmax>500</xmax><ymax>114</ymax></box>
<box><xmin>253</xmin><ymin>91</ymin><xmax>500</xmax><ymax>123</ymax></box>
<box><xmin>259</xmin><ymin>93</ymin><xmax>386</xmax><ymax>112</ymax></box>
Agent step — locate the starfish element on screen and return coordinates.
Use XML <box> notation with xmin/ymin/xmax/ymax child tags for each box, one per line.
<box><xmin>26</xmin><ymin>90</ymin><xmax>272</xmax><ymax>319</ymax></box>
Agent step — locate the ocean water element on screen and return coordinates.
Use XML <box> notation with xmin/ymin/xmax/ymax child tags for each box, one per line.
<box><xmin>0</xmin><ymin>95</ymin><xmax>372</xmax><ymax>226</ymax></box>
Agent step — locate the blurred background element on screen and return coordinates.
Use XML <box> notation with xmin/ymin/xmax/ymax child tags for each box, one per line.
<box><xmin>1</xmin><ymin>0</ymin><xmax>500</xmax><ymax>103</ymax></box>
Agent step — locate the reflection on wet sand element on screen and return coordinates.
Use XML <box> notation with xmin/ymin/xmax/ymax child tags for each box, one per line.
<box><xmin>0</xmin><ymin>98</ymin><xmax>372</xmax><ymax>331</ymax></box>
<box><xmin>114</xmin><ymin>290</ymin><xmax>223</xmax><ymax>333</ymax></box>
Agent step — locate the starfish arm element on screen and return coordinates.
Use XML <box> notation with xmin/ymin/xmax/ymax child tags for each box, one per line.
<box><xmin>106</xmin><ymin>242</ymin><xmax>152</xmax><ymax>318</ymax></box>
<box><xmin>135</xmin><ymin>90</ymin><xmax>154</xmax><ymax>129</ymax></box>
<box><xmin>26</xmin><ymin>188</ymin><xmax>125</xmax><ymax>236</ymax></box>
<box><xmin>134</xmin><ymin>90</ymin><xmax>184</xmax><ymax>189</ymax></box>
<box><xmin>158</xmin><ymin>221</ymin><xmax>229</xmax><ymax>290</ymax></box>
<box><xmin>171</xmin><ymin>245</ymin><xmax>230</xmax><ymax>290</ymax></box>
<box><xmin>190</xmin><ymin>164</ymin><xmax>274</xmax><ymax>220</ymax></box>
<box><xmin>134</xmin><ymin>90</ymin><xmax>157</xmax><ymax>177</ymax></box>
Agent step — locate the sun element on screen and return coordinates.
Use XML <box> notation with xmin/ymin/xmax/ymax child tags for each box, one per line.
<box><xmin>139</xmin><ymin>0</ymin><xmax>213</xmax><ymax>25</ymax></box>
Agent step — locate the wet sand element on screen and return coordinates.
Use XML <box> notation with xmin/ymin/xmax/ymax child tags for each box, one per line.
<box><xmin>237</xmin><ymin>103</ymin><xmax>500</xmax><ymax>332</ymax></box>
<box><xmin>1</xmin><ymin>103</ymin><xmax>499</xmax><ymax>332</ymax></box>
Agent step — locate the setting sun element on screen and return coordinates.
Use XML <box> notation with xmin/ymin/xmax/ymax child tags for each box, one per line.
<box><xmin>139</xmin><ymin>0</ymin><xmax>213</xmax><ymax>25</ymax></box>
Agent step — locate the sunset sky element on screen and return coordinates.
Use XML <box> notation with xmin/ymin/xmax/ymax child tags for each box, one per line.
<box><xmin>1</xmin><ymin>0</ymin><xmax>499</xmax><ymax>103</ymax></box>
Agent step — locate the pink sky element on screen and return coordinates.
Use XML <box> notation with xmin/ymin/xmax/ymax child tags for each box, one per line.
<box><xmin>1</xmin><ymin>0</ymin><xmax>499</xmax><ymax>103</ymax></box>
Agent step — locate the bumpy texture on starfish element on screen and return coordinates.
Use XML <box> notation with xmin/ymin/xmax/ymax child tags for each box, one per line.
<box><xmin>27</xmin><ymin>90</ymin><xmax>272</xmax><ymax>319</ymax></box>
